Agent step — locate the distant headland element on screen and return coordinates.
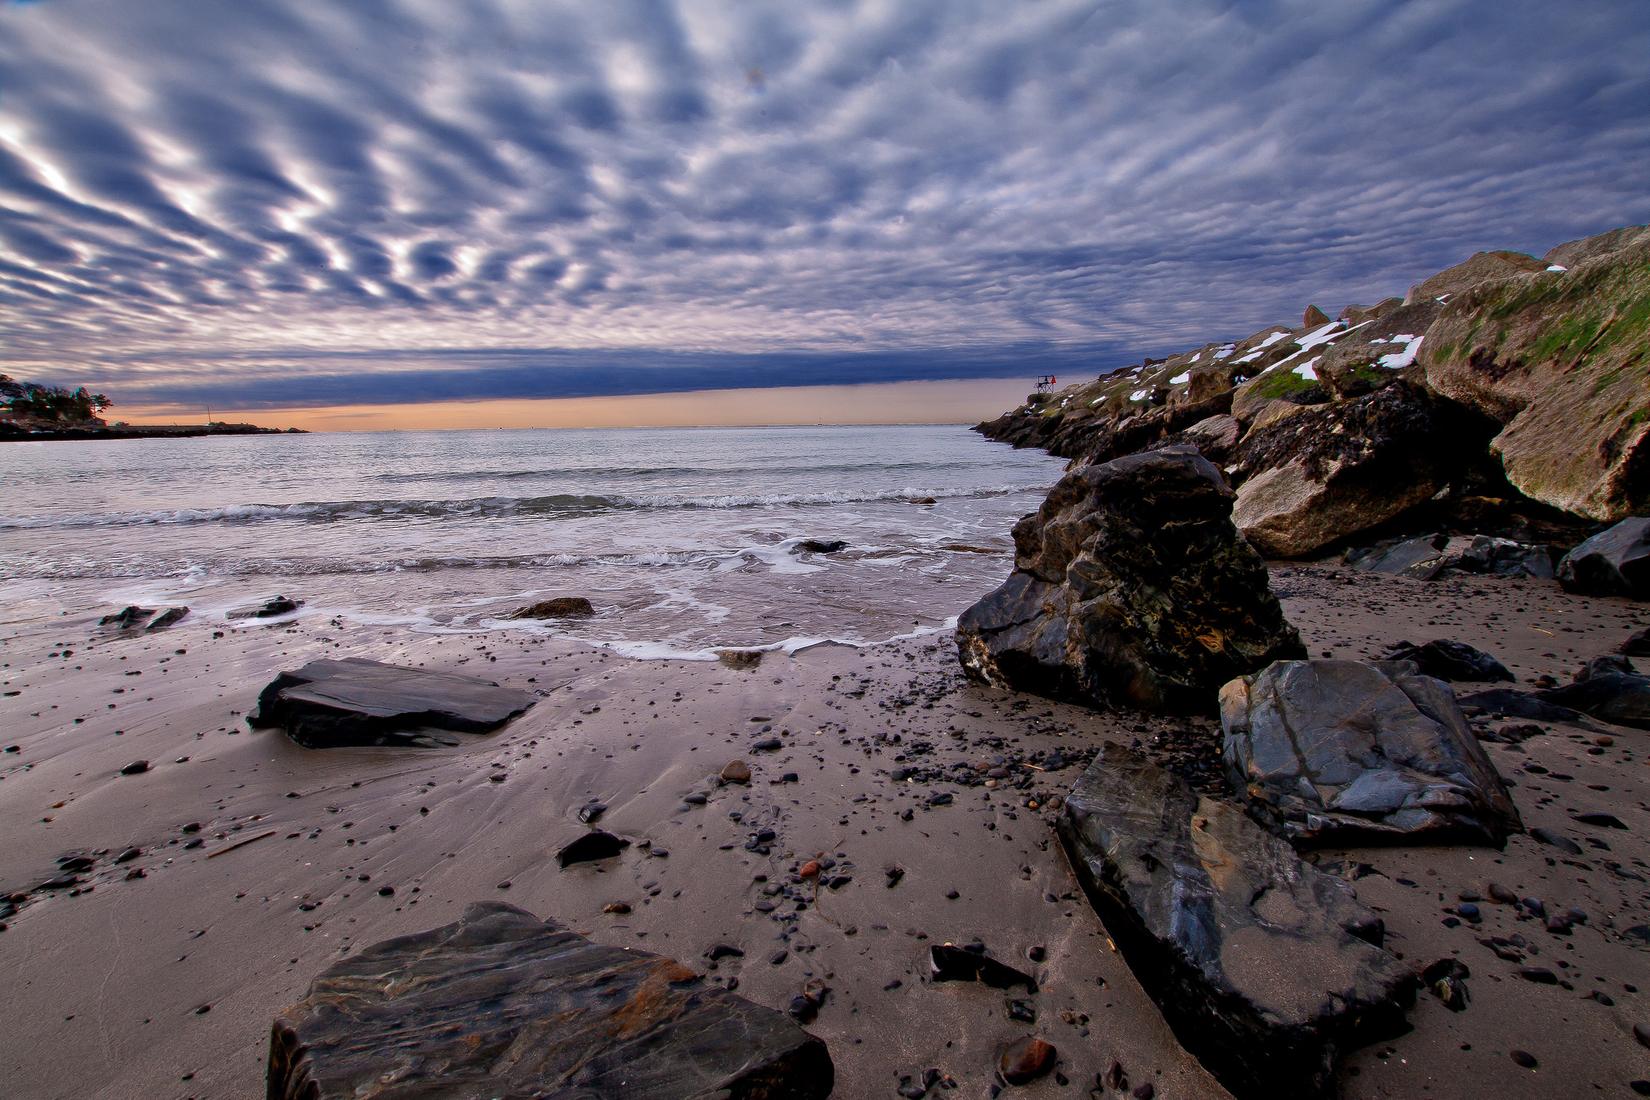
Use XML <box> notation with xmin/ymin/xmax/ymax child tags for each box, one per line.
<box><xmin>0</xmin><ymin>374</ymin><xmax>303</xmax><ymax>441</ymax></box>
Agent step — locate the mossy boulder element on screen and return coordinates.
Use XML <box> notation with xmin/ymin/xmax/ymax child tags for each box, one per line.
<box><xmin>1420</xmin><ymin>226</ymin><xmax>1650</xmax><ymax>520</ymax></box>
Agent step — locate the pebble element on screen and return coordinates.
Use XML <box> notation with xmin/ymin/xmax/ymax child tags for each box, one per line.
<box><xmin>997</xmin><ymin>1036</ymin><xmax>1056</xmax><ymax>1086</ymax></box>
<box><xmin>119</xmin><ymin>760</ymin><xmax>150</xmax><ymax>776</ymax></box>
<box><xmin>719</xmin><ymin>761</ymin><xmax>752</xmax><ymax>785</ymax></box>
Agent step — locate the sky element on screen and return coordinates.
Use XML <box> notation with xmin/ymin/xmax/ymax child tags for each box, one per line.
<box><xmin>1</xmin><ymin>0</ymin><xmax>1647</xmax><ymax>427</ymax></box>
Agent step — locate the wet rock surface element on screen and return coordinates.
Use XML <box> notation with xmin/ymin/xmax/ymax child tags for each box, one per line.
<box><xmin>247</xmin><ymin>657</ymin><xmax>537</xmax><ymax>748</ymax></box>
<box><xmin>957</xmin><ymin>446</ymin><xmax>1304</xmax><ymax>714</ymax></box>
<box><xmin>267</xmin><ymin>901</ymin><xmax>833</xmax><ymax>1100</ymax></box>
<box><xmin>1221</xmin><ymin>659</ymin><xmax>1521</xmax><ymax>845</ymax></box>
<box><xmin>1058</xmin><ymin>745</ymin><xmax>1416</xmax><ymax>1100</ymax></box>
<box><xmin>510</xmin><ymin>596</ymin><xmax>596</xmax><ymax>618</ymax></box>
<box><xmin>227</xmin><ymin>595</ymin><xmax>303</xmax><ymax>620</ymax></box>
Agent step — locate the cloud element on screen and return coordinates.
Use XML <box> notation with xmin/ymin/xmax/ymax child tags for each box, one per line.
<box><xmin>0</xmin><ymin>0</ymin><xmax>1647</xmax><ymax>407</ymax></box>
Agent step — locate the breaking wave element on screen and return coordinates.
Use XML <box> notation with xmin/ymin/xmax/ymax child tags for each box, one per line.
<box><xmin>0</xmin><ymin>483</ymin><xmax>1046</xmax><ymax>531</ymax></box>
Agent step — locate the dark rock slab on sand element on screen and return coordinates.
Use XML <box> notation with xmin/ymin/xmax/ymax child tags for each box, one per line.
<box><xmin>267</xmin><ymin>901</ymin><xmax>833</xmax><ymax>1100</ymax></box>
<box><xmin>1221</xmin><ymin>659</ymin><xmax>1520</xmax><ymax>845</ymax></box>
<box><xmin>1383</xmin><ymin>639</ymin><xmax>1514</xmax><ymax>682</ymax></box>
<box><xmin>957</xmin><ymin>447</ymin><xmax>1304</xmax><ymax>714</ymax></box>
<box><xmin>248</xmin><ymin>657</ymin><xmax>536</xmax><ymax>748</ymax></box>
<box><xmin>1542</xmin><ymin>656</ymin><xmax>1650</xmax><ymax>730</ymax></box>
<box><xmin>1058</xmin><ymin>746</ymin><xmax>1415</xmax><ymax>1100</ymax></box>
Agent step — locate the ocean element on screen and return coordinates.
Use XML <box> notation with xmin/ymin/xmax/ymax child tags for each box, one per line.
<box><xmin>0</xmin><ymin>424</ymin><xmax>1064</xmax><ymax>658</ymax></box>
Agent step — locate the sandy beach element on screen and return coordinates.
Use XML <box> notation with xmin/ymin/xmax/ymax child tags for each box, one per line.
<box><xmin>3</xmin><ymin>561</ymin><xmax>1647</xmax><ymax>1099</ymax></box>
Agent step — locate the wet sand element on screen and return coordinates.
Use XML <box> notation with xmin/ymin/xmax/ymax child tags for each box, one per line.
<box><xmin>1</xmin><ymin>564</ymin><xmax>1648</xmax><ymax>1099</ymax></box>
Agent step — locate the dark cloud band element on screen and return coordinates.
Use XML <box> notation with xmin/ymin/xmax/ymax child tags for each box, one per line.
<box><xmin>1</xmin><ymin>0</ymin><xmax>1647</xmax><ymax>406</ymax></box>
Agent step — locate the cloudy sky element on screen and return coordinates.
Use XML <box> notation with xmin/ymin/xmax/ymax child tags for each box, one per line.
<box><xmin>1</xmin><ymin>0</ymin><xmax>1646</xmax><ymax>421</ymax></box>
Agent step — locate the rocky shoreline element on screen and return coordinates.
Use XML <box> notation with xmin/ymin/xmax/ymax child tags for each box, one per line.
<box><xmin>939</xmin><ymin>222</ymin><xmax>1650</xmax><ymax>1097</ymax></box>
<box><xmin>974</xmin><ymin>224</ymin><xmax>1647</xmax><ymax>559</ymax></box>
<box><xmin>1</xmin><ymin>226</ymin><xmax>1647</xmax><ymax>1099</ymax></box>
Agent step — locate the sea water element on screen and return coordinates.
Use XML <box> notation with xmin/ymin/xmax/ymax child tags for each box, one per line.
<box><xmin>0</xmin><ymin>425</ymin><xmax>1064</xmax><ymax>657</ymax></box>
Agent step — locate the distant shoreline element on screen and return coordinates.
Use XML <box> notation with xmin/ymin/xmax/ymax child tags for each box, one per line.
<box><xmin>0</xmin><ymin>422</ymin><xmax>305</xmax><ymax>442</ymax></box>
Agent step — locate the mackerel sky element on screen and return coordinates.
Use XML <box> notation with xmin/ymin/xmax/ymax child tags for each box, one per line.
<box><xmin>1</xmin><ymin>0</ymin><xmax>1647</xmax><ymax>409</ymax></box>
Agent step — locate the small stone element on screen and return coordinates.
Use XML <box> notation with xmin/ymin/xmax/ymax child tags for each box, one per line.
<box><xmin>602</xmin><ymin>902</ymin><xmax>631</xmax><ymax>914</ymax></box>
<box><xmin>752</xmin><ymin>738</ymin><xmax>783</xmax><ymax>752</ymax></box>
<box><xmin>998</xmin><ymin>1036</ymin><xmax>1056</xmax><ymax>1086</ymax></box>
<box><xmin>720</xmin><ymin>761</ymin><xmax>752</xmax><ymax>785</ymax></box>
<box><xmin>119</xmin><ymin>760</ymin><xmax>150</xmax><ymax>776</ymax></box>
<box><xmin>1510</xmin><ymin>1050</ymin><xmax>1538</xmax><ymax>1068</ymax></box>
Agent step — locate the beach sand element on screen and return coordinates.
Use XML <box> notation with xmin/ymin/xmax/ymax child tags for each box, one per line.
<box><xmin>2</xmin><ymin>564</ymin><xmax>1648</xmax><ymax>1099</ymax></box>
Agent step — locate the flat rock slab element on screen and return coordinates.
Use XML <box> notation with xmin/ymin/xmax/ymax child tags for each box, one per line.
<box><xmin>1222</xmin><ymin>659</ymin><xmax>1521</xmax><ymax>846</ymax></box>
<box><xmin>1058</xmin><ymin>746</ymin><xmax>1415</xmax><ymax>1100</ymax></box>
<box><xmin>248</xmin><ymin>657</ymin><xmax>537</xmax><ymax>748</ymax></box>
<box><xmin>268</xmin><ymin>901</ymin><xmax>833</xmax><ymax>1100</ymax></box>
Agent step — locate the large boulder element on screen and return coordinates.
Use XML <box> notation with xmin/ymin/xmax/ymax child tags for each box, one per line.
<box><xmin>248</xmin><ymin>657</ymin><xmax>537</xmax><ymax>748</ymax></box>
<box><xmin>1230</xmin><ymin>384</ymin><xmax>1492</xmax><ymax>558</ymax></box>
<box><xmin>1221</xmin><ymin>660</ymin><xmax>1521</xmax><ymax>846</ymax></box>
<box><xmin>1557</xmin><ymin>517</ymin><xmax>1650</xmax><ymax>598</ymax></box>
<box><xmin>268</xmin><ymin>902</ymin><xmax>832</xmax><ymax>1100</ymax></box>
<box><xmin>1058</xmin><ymin>746</ymin><xmax>1415</xmax><ymax>1100</ymax></box>
<box><xmin>956</xmin><ymin>447</ymin><xmax>1304</xmax><ymax>714</ymax></box>
<box><xmin>1420</xmin><ymin>226</ymin><xmax>1650</xmax><ymax>520</ymax></box>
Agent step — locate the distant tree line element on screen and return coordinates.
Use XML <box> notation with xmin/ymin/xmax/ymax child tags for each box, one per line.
<box><xmin>0</xmin><ymin>373</ymin><xmax>113</xmax><ymax>423</ymax></box>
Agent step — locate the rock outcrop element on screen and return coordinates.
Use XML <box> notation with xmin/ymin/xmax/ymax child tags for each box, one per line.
<box><xmin>1556</xmin><ymin>516</ymin><xmax>1650</xmax><ymax>598</ymax></box>
<box><xmin>248</xmin><ymin>657</ymin><xmax>537</xmax><ymax>748</ymax></box>
<box><xmin>975</xmin><ymin>223</ymin><xmax>1650</xmax><ymax>549</ymax></box>
<box><xmin>1220</xmin><ymin>660</ymin><xmax>1521</xmax><ymax>846</ymax></box>
<box><xmin>1421</xmin><ymin>227</ymin><xmax>1650</xmax><ymax>521</ymax></box>
<box><xmin>1057</xmin><ymin>746</ymin><xmax>1415</xmax><ymax>1100</ymax></box>
<box><xmin>268</xmin><ymin>901</ymin><xmax>833</xmax><ymax>1100</ymax></box>
<box><xmin>957</xmin><ymin>447</ymin><xmax>1304</xmax><ymax>714</ymax></box>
